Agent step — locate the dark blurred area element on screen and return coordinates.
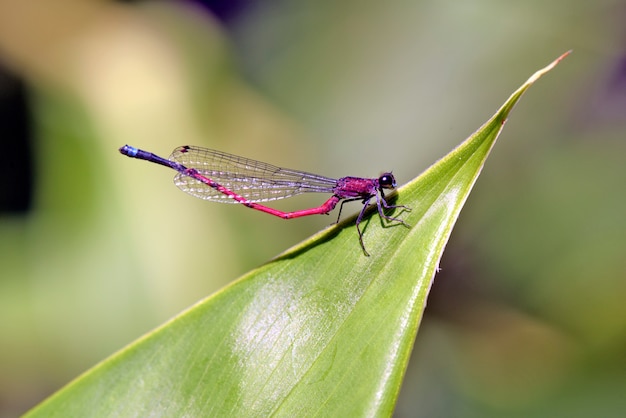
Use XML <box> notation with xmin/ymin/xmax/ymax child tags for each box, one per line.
<box><xmin>0</xmin><ymin>0</ymin><xmax>625</xmax><ymax>417</ymax></box>
<box><xmin>0</xmin><ymin>65</ymin><xmax>33</xmax><ymax>214</ymax></box>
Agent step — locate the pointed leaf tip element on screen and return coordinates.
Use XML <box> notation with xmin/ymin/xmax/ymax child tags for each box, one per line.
<box><xmin>527</xmin><ymin>50</ymin><xmax>571</xmax><ymax>84</ymax></box>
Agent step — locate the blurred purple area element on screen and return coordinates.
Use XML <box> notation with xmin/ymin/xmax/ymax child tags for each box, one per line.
<box><xmin>191</xmin><ymin>0</ymin><xmax>249</xmax><ymax>23</ymax></box>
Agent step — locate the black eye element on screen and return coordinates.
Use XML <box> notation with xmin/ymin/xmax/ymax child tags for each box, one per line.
<box><xmin>379</xmin><ymin>172</ymin><xmax>396</xmax><ymax>189</ymax></box>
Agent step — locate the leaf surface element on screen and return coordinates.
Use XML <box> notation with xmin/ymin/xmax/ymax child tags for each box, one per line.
<box><xmin>26</xmin><ymin>51</ymin><xmax>569</xmax><ymax>417</ymax></box>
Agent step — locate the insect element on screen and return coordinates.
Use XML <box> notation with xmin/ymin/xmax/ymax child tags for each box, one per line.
<box><xmin>119</xmin><ymin>145</ymin><xmax>410</xmax><ymax>255</ymax></box>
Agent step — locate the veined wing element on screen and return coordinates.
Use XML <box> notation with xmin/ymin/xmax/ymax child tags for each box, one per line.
<box><xmin>170</xmin><ymin>146</ymin><xmax>338</xmax><ymax>203</ymax></box>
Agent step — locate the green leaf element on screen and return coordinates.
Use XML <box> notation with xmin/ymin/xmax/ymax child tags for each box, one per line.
<box><xmin>25</xmin><ymin>52</ymin><xmax>569</xmax><ymax>417</ymax></box>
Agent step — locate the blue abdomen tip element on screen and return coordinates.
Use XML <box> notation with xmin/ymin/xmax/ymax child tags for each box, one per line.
<box><xmin>119</xmin><ymin>145</ymin><xmax>139</xmax><ymax>157</ymax></box>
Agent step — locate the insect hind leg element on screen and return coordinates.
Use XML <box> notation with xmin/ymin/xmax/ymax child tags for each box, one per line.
<box><xmin>335</xmin><ymin>197</ymin><xmax>367</xmax><ymax>224</ymax></box>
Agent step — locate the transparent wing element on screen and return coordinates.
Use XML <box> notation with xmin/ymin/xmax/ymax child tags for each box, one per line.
<box><xmin>170</xmin><ymin>146</ymin><xmax>338</xmax><ymax>203</ymax></box>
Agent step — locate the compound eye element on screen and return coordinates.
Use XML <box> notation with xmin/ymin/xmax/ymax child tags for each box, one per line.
<box><xmin>379</xmin><ymin>172</ymin><xmax>396</xmax><ymax>189</ymax></box>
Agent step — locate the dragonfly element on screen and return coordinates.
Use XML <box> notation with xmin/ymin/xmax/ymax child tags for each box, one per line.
<box><xmin>119</xmin><ymin>145</ymin><xmax>410</xmax><ymax>256</ymax></box>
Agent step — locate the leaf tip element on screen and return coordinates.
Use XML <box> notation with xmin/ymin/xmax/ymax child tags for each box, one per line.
<box><xmin>523</xmin><ymin>50</ymin><xmax>571</xmax><ymax>87</ymax></box>
<box><xmin>555</xmin><ymin>49</ymin><xmax>573</xmax><ymax>64</ymax></box>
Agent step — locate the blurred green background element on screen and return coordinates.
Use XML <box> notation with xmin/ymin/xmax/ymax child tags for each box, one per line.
<box><xmin>0</xmin><ymin>0</ymin><xmax>624</xmax><ymax>416</ymax></box>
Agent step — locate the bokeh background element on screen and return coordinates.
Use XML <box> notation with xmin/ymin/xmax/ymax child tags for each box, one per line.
<box><xmin>1</xmin><ymin>0</ymin><xmax>624</xmax><ymax>416</ymax></box>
